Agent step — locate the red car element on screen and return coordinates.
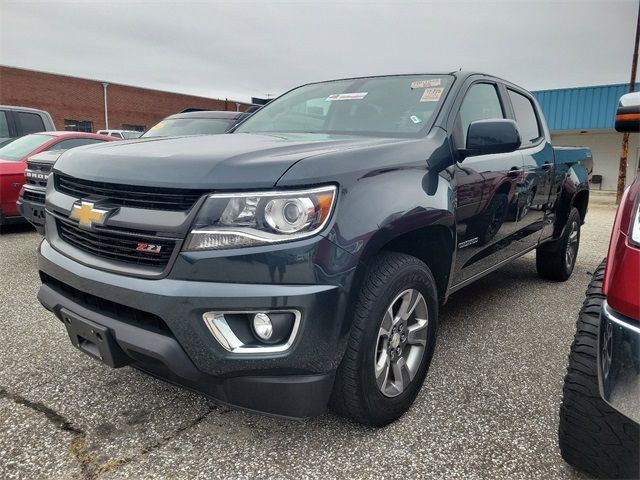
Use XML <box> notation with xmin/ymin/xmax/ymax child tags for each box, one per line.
<box><xmin>0</xmin><ymin>132</ymin><xmax>115</xmax><ymax>227</ymax></box>
<box><xmin>559</xmin><ymin>92</ymin><xmax>639</xmax><ymax>478</ymax></box>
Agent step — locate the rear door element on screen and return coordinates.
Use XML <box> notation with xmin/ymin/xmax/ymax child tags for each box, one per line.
<box><xmin>505</xmin><ymin>87</ymin><xmax>552</xmax><ymax>247</ymax></box>
<box><xmin>450</xmin><ymin>80</ymin><xmax>526</xmax><ymax>286</ymax></box>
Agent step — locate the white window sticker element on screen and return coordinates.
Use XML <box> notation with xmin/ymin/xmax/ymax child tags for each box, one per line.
<box><xmin>410</xmin><ymin>115</ymin><xmax>422</xmax><ymax>124</ymax></box>
<box><xmin>325</xmin><ymin>92</ymin><xmax>368</xmax><ymax>101</ymax></box>
<box><xmin>411</xmin><ymin>79</ymin><xmax>442</xmax><ymax>89</ymax></box>
<box><xmin>420</xmin><ymin>87</ymin><xmax>444</xmax><ymax>102</ymax></box>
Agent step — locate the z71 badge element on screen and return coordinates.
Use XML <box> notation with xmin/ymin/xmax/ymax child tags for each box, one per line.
<box><xmin>135</xmin><ymin>243</ymin><xmax>163</xmax><ymax>253</ymax></box>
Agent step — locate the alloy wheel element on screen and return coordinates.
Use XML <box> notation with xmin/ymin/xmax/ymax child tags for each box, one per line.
<box><xmin>565</xmin><ymin>220</ymin><xmax>579</xmax><ymax>269</ymax></box>
<box><xmin>374</xmin><ymin>289</ymin><xmax>429</xmax><ymax>398</ymax></box>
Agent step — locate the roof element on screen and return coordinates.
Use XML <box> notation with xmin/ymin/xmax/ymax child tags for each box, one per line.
<box><xmin>532</xmin><ymin>83</ymin><xmax>639</xmax><ymax>131</ymax></box>
<box><xmin>96</xmin><ymin>129</ymin><xmax>141</xmax><ymax>133</ymax></box>
<box><xmin>166</xmin><ymin>110</ymin><xmax>248</xmax><ymax>120</ymax></box>
<box><xmin>0</xmin><ymin>105</ymin><xmax>51</xmax><ymax>114</ymax></box>
<box><xmin>1</xmin><ymin>66</ymin><xmax>251</xmax><ymax>107</ymax></box>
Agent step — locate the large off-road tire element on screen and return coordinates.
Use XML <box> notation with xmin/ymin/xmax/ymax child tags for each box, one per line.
<box><xmin>536</xmin><ymin>207</ymin><xmax>581</xmax><ymax>281</ymax></box>
<box><xmin>330</xmin><ymin>252</ymin><xmax>438</xmax><ymax>427</ymax></box>
<box><xmin>558</xmin><ymin>261</ymin><xmax>640</xmax><ymax>479</ymax></box>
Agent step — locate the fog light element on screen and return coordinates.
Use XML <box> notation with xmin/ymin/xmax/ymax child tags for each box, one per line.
<box><xmin>252</xmin><ymin>313</ymin><xmax>273</xmax><ymax>341</ymax></box>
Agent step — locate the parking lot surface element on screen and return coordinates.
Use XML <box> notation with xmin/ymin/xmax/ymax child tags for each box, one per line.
<box><xmin>0</xmin><ymin>205</ymin><xmax>616</xmax><ymax>479</ymax></box>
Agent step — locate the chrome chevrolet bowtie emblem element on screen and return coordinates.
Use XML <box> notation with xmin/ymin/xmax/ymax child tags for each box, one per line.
<box><xmin>69</xmin><ymin>201</ymin><xmax>110</xmax><ymax>229</ymax></box>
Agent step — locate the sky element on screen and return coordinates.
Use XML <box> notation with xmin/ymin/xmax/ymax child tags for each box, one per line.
<box><xmin>1</xmin><ymin>0</ymin><xmax>638</xmax><ymax>103</ymax></box>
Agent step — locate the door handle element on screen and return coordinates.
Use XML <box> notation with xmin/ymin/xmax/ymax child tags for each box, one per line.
<box><xmin>508</xmin><ymin>168</ymin><xmax>523</xmax><ymax>178</ymax></box>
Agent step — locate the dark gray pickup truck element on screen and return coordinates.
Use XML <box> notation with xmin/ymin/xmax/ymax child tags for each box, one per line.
<box><xmin>37</xmin><ymin>72</ymin><xmax>592</xmax><ymax>425</ymax></box>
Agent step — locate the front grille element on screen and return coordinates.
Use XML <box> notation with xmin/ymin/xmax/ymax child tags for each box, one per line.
<box><xmin>26</xmin><ymin>161</ymin><xmax>53</xmax><ymax>187</ymax></box>
<box><xmin>40</xmin><ymin>272</ymin><xmax>173</xmax><ymax>336</ymax></box>
<box><xmin>56</xmin><ymin>218</ymin><xmax>177</xmax><ymax>268</ymax></box>
<box><xmin>22</xmin><ymin>189</ymin><xmax>45</xmax><ymax>205</ymax></box>
<box><xmin>55</xmin><ymin>174</ymin><xmax>207</xmax><ymax>211</ymax></box>
<box><xmin>28</xmin><ymin>161</ymin><xmax>54</xmax><ymax>174</ymax></box>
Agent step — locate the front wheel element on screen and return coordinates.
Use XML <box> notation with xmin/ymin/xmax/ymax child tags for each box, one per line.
<box><xmin>330</xmin><ymin>252</ymin><xmax>438</xmax><ymax>426</ymax></box>
<box><xmin>558</xmin><ymin>261</ymin><xmax>640</xmax><ymax>478</ymax></box>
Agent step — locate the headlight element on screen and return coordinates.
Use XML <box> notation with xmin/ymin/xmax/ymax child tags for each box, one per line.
<box><xmin>184</xmin><ymin>186</ymin><xmax>337</xmax><ymax>250</ymax></box>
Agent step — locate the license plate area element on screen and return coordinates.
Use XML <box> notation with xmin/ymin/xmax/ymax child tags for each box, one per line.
<box><xmin>61</xmin><ymin>308</ymin><xmax>131</xmax><ymax>368</ymax></box>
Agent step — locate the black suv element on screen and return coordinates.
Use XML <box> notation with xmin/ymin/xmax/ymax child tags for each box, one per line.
<box><xmin>37</xmin><ymin>72</ymin><xmax>592</xmax><ymax>425</ymax></box>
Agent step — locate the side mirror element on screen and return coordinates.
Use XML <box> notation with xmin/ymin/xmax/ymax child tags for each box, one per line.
<box><xmin>460</xmin><ymin>119</ymin><xmax>521</xmax><ymax>159</ymax></box>
<box><xmin>615</xmin><ymin>92</ymin><xmax>640</xmax><ymax>133</ymax></box>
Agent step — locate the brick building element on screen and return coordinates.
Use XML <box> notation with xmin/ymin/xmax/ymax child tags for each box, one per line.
<box><xmin>0</xmin><ymin>66</ymin><xmax>251</xmax><ymax>133</ymax></box>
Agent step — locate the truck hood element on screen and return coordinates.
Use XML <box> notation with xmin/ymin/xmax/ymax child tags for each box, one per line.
<box><xmin>53</xmin><ymin>132</ymin><xmax>403</xmax><ymax>190</ymax></box>
<box><xmin>27</xmin><ymin>150</ymin><xmax>65</xmax><ymax>164</ymax></box>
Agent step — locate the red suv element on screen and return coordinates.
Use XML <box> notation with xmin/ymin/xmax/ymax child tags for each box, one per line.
<box><xmin>559</xmin><ymin>92</ymin><xmax>639</xmax><ymax>478</ymax></box>
<box><xmin>0</xmin><ymin>132</ymin><xmax>114</xmax><ymax>228</ymax></box>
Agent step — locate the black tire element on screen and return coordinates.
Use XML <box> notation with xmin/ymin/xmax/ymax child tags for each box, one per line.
<box><xmin>536</xmin><ymin>207</ymin><xmax>581</xmax><ymax>281</ymax></box>
<box><xmin>559</xmin><ymin>261</ymin><xmax>640</xmax><ymax>479</ymax></box>
<box><xmin>330</xmin><ymin>252</ymin><xmax>438</xmax><ymax>427</ymax></box>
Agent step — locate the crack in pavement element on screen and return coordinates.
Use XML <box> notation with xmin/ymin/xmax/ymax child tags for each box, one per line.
<box><xmin>1</xmin><ymin>386</ymin><xmax>223</xmax><ymax>479</ymax></box>
<box><xmin>0</xmin><ymin>386</ymin><xmax>94</xmax><ymax>479</ymax></box>
<box><xmin>0</xmin><ymin>386</ymin><xmax>82</xmax><ymax>435</ymax></box>
<box><xmin>90</xmin><ymin>405</ymin><xmax>221</xmax><ymax>478</ymax></box>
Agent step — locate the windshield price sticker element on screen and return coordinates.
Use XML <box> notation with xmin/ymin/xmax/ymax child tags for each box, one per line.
<box><xmin>420</xmin><ymin>87</ymin><xmax>444</xmax><ymax>102</ymax></box>
<box><xmin>411</xmin><ymin>79</ymin><xmax>441</xmax><ymax>89</ymax></box>
<box><xmin>326</xmin><ymin>92</ymin><xmax>368</xmax><ymax>101</ymax></box>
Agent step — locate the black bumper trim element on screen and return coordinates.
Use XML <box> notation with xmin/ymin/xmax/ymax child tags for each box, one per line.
<box><xmin>37</xmin><ymin>283</ymin><xmax>335</xmax><ymax>418</ymax></box>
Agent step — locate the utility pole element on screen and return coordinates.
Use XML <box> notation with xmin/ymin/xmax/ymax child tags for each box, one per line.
<box><xmin>617</xmin><ymin>0</ymin><xmax>640</xmax><ymax>203</ymax></box>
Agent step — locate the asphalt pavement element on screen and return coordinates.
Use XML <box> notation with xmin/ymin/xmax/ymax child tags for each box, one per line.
<box><xmin>0</xmin><ymin>205</ymin><xmax>616</xmax><ymax>479</ymax></box>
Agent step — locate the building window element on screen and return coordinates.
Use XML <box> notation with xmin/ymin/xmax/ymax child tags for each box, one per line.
<box><xmin>64</xmin><ymin>119</ymin><xmax>93</xmax><ymax>133</ymax></box>
<box><xmin>122</xmin><ymin>123</ymin><xmax>146</xmax><ymax>132</ymax></box>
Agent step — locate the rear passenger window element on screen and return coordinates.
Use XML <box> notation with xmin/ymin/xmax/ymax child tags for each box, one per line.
<box><xmin>455</xmin><ymin>83</ymin><xmax>504</xmax><ymax>148</ymax></box>
<box><xmin>16</xmin><ymin>112</ymin><xmax>46</xmax><ymax>135</ymax></box>
<box><xmin>508</xmin><ymin>89</ymin><xmax>541</xmax><ymax>146</ymax></box>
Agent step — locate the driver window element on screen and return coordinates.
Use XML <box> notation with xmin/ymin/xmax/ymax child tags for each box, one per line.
<box><xmin>454</xmin><ymin>83</ymin><xmax>505</xmax><ymax>149</ymax></box>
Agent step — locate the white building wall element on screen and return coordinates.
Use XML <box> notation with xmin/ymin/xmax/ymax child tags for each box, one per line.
<box><xmin>551</xmin><ymin>131</ymin><xmax>639</xmax><ymax>191</ymax></box>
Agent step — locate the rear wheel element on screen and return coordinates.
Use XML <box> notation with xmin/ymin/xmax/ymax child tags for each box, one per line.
<box><xmin>536</xmin><ymin>207</ymin><xmax>581</xmax><ymax>281</ymax></box>
<box><xmin>558</xmin><ymin>261</ymin><xmax>640</xmax><ymax>478</ymax></box>
<box><xmin>330</xmin><ymin>252</ymin><xmax>438</xmax><ymax>426</ymax></box>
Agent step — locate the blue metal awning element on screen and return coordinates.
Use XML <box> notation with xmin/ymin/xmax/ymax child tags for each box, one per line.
<box><xmin>532</xmin><ymin>83</ymin><xmax>639</xmax><ymax>132</ymax></box>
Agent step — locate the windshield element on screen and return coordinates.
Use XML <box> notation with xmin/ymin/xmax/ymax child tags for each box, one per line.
<box><xmin>0</xmin><ymin>134</ymin><xmax>54</xmax><ymax>161</ymax></box>
<box><xmin>141</xmin><ymin>118</ymin><xmax>235</xmax><ymax>138</ymax></box>
<box><xmin>236</xmin><ymin>75</ymin><xmax>453</xmax><ymax>137</ymax></box>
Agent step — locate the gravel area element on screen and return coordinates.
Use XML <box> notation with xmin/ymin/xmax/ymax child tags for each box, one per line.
<box><xmin>0</xmin><ymin>205</ymin><xmax>616</xmax><ymax>479</ymax></box>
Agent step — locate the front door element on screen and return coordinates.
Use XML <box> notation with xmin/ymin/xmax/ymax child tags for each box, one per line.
<box><xmin>451</xmin><ymin>82</ymin><xmax>526</xmax><ymax>286</ymax></box>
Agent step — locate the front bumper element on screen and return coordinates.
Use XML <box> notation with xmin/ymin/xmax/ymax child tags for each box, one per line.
<box><xmin>598</xmin><ymin>301</ymin><xmax>640</xmax><ymax>423</ymax></box>
<box><xmin>16</xmin><ymin>186</ymin><xmax>46</xmax><ymax>234</ymax></box>
<box><xmin>38</xmin><ymin>238</ymin><xmax>356</xmax><ymax>418</ymax></box>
